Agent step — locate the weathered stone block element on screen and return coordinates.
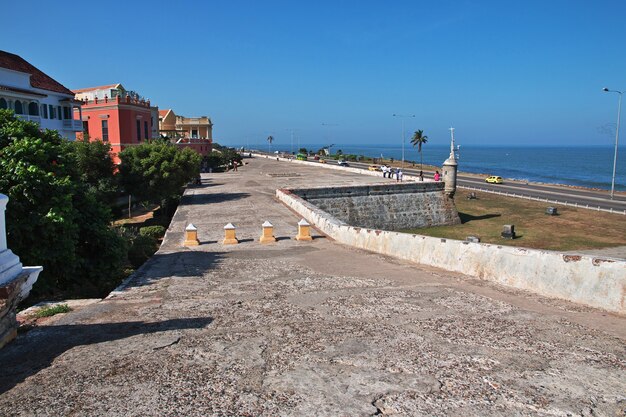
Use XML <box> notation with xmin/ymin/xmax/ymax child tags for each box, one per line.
<box><xmin>501</xmin><ymin>224</ymin><xmax>516</xmax><ymax>239</ymax></box>
<box><xmin>546</xmin><ymin>207</ymin><xmax>558</xmax><ymax>215</ymax></box>
<box><xmin>298</xmin><ymin>183</ymin><xmax>460</xmax><ymax>230</ymax></box>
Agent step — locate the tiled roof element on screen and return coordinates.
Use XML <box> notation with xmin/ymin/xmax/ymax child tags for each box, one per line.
<box><xmin>72</xmin><ymin>83</ymin><xmax>121</xmax><ymax>93</ymax></box>
<box><xmin>159</xmin><ymin>109</ymin><xmax>171</xmax><ymax>117</ymax></box>
<box><xmin>0</xmin><ymin>50</ymin><xmax>74</xmax><ymax>96</ymax></box>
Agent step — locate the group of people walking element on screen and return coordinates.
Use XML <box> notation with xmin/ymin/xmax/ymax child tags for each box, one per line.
<box><xmin>381</xmin><ymin>165</ymin><xmax>403</xmax><ymax>181</ymax></box>
<box><xmin>381</xmin><ymin>165</ymin><xmax>440</xmax><ymax>182</ymax></box>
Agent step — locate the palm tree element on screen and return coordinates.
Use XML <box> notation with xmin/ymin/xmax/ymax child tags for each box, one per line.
<box><xmin>267</xmin><ymin>135</ymin><xmax>274</xmax><ymax>154</ymax></box>
<box><xmin>410</xmin><ymin>130</ymin><xmax>428</xmax><ymax>169</ymax></box>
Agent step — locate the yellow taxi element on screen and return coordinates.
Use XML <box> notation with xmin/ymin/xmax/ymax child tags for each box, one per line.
<box><xmin>485</xmin><ymin>175</ymin><xmax>504</xmax><ymax>184</ymax></box>
<box><xmin>368</xmin><ymin>165</ymin><xmax>381</xmax><ymax>171</ymax></box>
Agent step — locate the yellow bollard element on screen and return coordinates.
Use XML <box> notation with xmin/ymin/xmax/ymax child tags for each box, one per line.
<box><xmin>296</xmin><ymin>218</ymin><xmax>313</xmax><ymax>241</ymax></box>
<box><xmin>259</xmin><ymin>221</ymin><xmax>277</xmax><ymax>243</ymax></box>
<box><xmin>184</xmin><ymin>223</ymin><xmax>200</xmax><ymax>246</ymax></box>
<box><xmin>223</xmin><ymin>223</ymin><xmax>239</xmax><ymax>245</ymax></box>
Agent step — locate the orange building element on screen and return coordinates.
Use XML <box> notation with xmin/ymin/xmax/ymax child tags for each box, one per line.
<box><xmin>73</xmin><ymin>84</ymin><xmax>153</xmax><ymax>163</ymax></box>
<box><xmin>158</xmin><ymin>108</ymin><xmax>212</xmax><ymax>156</ymax></box>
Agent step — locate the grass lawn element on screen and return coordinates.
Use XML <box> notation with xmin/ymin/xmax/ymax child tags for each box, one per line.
<box><xmin>402</xmin><ymin>189</ymin><xmax>626</xmax><ymax>251</ymax></box>
<box><xmin>113</xmin><ymin>204</ymin><xmax>160</xmax><ymax>227</ymax></box>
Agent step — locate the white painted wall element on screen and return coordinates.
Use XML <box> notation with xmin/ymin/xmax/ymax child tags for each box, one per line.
<box><xmin>0</xmin><ymin>67</ymin><xmax>31</xmax><ymax>89</ymax></box>
<box><xmin>277</xmin><ymin>188</ymin><xmax>626</xmax><ymax>314</ymax></box>
<box><xmin>0</xmin><ymin>68</ymin><xmax>79</xmax><ymax>139</ymax></box>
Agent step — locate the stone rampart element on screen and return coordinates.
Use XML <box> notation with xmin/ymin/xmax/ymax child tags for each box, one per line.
<box><xmin>277</xmin><ymin>187</ymin><xmax>626</xmax><ymax>314</ymax></box>
<box><xmin>292</xmin><ymin>183</ymin><xmax>460</xmax><ymax>230</ymax></box>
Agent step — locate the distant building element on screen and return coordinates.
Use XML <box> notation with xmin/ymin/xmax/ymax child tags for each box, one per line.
<box><xmin>150</xmin><ymin>106</ymin><xmax>159</xmax><ymax>139</ymax></box>
<box><xmin>0</xmin><ymin>50</ymin><xmax>83</xmax><ymax>139</ymax></box>
<box><xmin>158</xmin><ymin>108</ymin><xmax>212</xmax><ymax>156</ymax></box>
<box><xmin>158</xmin><ymin>108</ymin><xmax>177</xmax><ymax>137</ymax></box>
<box><xmin>73</xmin><ymin>83</ymin><xmax>154</xmax><ymax>164</ymax></box>
<box><xmin>175</xmin><ymin>115</ymin><xmax>213</xmax><ymax>141</ymax></box>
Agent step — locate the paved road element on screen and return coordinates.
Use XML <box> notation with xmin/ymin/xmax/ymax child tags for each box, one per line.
<box><xmin>0</xmin><ymin>157</ymin><xmax>624</xmax><ymax>416</ymax></box>
<box><xmin>318</xmin><ymin>159</ymin><xmax>626</xmax><ymax>213</ymax></box>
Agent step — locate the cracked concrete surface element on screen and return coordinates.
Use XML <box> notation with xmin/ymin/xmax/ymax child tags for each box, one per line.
<box><xmin>0</xmin><ymin>157</ymin><xmax>624</xmax><ymax>416</ymax></box>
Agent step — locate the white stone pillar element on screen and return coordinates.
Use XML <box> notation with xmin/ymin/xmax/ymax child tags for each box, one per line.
<box><xmin>0</xmin><ymin>194</ymin><xmax>7</xmax><ymax>251</ymax></box>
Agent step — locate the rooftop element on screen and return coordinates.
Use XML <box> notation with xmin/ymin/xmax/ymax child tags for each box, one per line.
<box><xmin>0</xmin><ymin>50</ymin><xmax>74</xmax><ymax>96</ymax></box>
<box><xmin>72</xmin><ymin>83</ymin><xmax>122</xmax><ymax>93</ymax></box>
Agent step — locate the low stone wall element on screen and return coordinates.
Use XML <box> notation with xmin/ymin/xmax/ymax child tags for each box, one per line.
<box><xmin>293</xmin><ymin>183</ymin><xmax>460</xmax><ymax>230</ymax></box>
<box><xmin>277</xmin><ymin>187</ymin><xmax>626</xmax><ymax>314</ymax></box>
<box><xmin>251</xmin><ymin>153</ymin><xmax>430</xmax><ymax>182</ymax></box>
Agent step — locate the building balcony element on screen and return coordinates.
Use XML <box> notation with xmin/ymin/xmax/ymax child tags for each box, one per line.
<box><xmin>15</xmin><ymin>114</ymin><xmax>41</xmax><ymax>124</ymax></box>
<box><xmin>63</xmin><ymin>119</ymin><xmax>83</xmax><ymax>131</ymax></box>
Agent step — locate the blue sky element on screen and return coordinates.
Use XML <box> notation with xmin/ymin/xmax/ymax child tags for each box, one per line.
<box><xmin>2</xmin><ymin>1</ymin><xmax>626</xmax><ymax>149</ymax></box>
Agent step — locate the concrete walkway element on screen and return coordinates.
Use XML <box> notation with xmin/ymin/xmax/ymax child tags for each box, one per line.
<box><xmin>0</xmin><ymin>157</ymin><xmax>624</xmax><ymax>416</ymax></box>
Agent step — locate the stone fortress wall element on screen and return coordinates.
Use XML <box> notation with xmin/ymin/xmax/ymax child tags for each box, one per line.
<box><xmin>292</xmin><ymin>182</ymin><xmax>461</xmax><ymax>230</ymax></box>
<box><xmin>277</xmin><ymin>186</ymin><xmax>626</xmax><ymax>314</ymax></box>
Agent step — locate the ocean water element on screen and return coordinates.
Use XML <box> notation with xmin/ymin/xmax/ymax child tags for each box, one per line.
<box><xmin>251</xmin><ymin>143</ymin><xmax>625</xmax><ymax>191</ymax></box>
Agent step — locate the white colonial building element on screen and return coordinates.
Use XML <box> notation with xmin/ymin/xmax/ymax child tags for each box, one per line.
<box><xmin>0</xmin><ymin>50</ymin><xmax>82</xmax><ymax>139</ymax></box>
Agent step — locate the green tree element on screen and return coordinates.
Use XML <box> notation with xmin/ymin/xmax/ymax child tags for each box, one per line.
<box><xmin>0</xmin><ymin>110</ymin><xmax>126</xmax><ymax>297</ymax></box>
<box><xmin>68</xmin><ymin>136</ymin><xmax>118</xmax><ymax>207</ymax></box>
<box><xmin>118</xmin><ymin>141</ymin><xmax>201</xmax><ymax>206</ymax></box>
<box><xmin>219</xmin><ymin>148</ymin><xmax>242</xmax><ymax>168</ymax></box>
<box><xmin>203</xmin><ymin>153</ymin><xmax>222</xmax><ymax>170</ymax></box>
<box><xmin>410</xmin><ymin>130</ymin><xmax>429</xmax><ymax>169</ymax></box>
<box><xmin>267</xmin><ymin>135</ymin><xmax>274</xmax><ymax>153</ymax></box>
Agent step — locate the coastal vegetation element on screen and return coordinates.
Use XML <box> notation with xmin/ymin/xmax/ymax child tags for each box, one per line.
<box><xmin>32</xmin><ymin>303</ymin><xmax>72</xmax><ymax>318</ymax></box>
<box><xmin>405</xmin><ymin>189</ymin><xmax>626</xmax><ymax>251</ymax></box>
<box><xmin>0</xmin><ymin>110</ymin><xmax>201</xmax><ymax>302</ymax></box>
<box><xmin>410</xmin><ymin>130</ymin><xmax>428</xmax><ymax>169</ymax></box>
<box><xmin>204</xmin><ymin>144</ymin><xmax>242</xmax><ymax>171</ymax></box>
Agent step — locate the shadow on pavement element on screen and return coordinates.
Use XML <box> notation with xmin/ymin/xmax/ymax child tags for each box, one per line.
<box><xmin>0</xmin><ymin>316</ymin><xmax>213</xmax><ymax>395</ymax></box>
<box><xmin>181</xmin><ymin>192</ymin><xmax>250</xmax><ymax>205</ymax></box>
<box><xmin>126</xmin><ymin>251</ymin><xmax>225</xmax><ymax>287</ymax></box>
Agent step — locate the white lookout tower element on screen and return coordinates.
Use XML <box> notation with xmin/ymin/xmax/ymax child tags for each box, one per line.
<box><xmin>442</xmin><ymin>127</ymin><xmax>458</xmax><ymax>197</ymax></box>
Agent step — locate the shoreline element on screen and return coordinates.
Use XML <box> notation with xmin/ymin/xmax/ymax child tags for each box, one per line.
<box><xmin>333</xmin><ymin>155</ymin><xmax>626</xmax><ymax>197</ymax></box>
<box><xmin>251</xmin><ymin>145</ymin><xmax>625</xmax><ymax>195</ymax></box>
<box><xmin>249</xmin><ymin>150</ymin><xmax>626</xmax><ymax>197</ymax></box>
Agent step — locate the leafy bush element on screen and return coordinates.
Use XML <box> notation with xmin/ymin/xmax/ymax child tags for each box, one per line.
<box><xmin>118</xmin><ymin>227</ymin><xmax>158</xmax><ymax>269</ymax></box>
<box><xmin>119</xmin><ymin>141</ymin><xmax>201</xmax><ymax>206</ymax></box>
<box><xmin>128</xmin><ymin>234</ymin><xmax>157</xmax><ymax>268</ymax></box>
<box><xmin>33</xmin><ymin>304</ymin><xmax>72</xmax><ymax>318</ymax></box>
<box><xmin>0</xmin><ymin>110</ymin><xmax>127</xmax><ymax>298</ymax></box>
<box><xmin>140</xmin><ymin>225</ymin><xmax>166</xmax><ymax>240</ymax></box>
<box><xmin>219</xmin><ymin>148</ymin><xmax>242</xmax><ymax>167</ymax></box>
<box><xmin>203</xmin><ymin>153</ymin><xmax>222</xmax><ymax>169</ymax></box>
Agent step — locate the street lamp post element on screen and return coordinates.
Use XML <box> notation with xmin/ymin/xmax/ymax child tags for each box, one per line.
<box><xmin>393</xmin><ymin>114</ymin><xmax>415</xmax><ymax>167</ymax></box>
<box><xmin>322</xmin><ymin>123</ymin><xmax>338</xmax><ymax>156</ymax></box>
<box><xmin>284</xmin><ymin>128</ymin><xmax>296</xmax><ymax>154</ymax></box>
<box><xmin>603</xmin><ymin>87</ymin><xmax>623</xmax><ymax>199</ymax></box>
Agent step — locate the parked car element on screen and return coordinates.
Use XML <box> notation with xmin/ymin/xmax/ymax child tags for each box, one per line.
<box><xmin>485</xmin><ymin>175</ymin><xmax>504</xmax><ymax>184</ymax></box>
<box><xmin>320</xmin><ymin>159</ymin><xmax>327</xmax><ymax>164</ymax></box>
<box><xmin>338</xmin><ymin>160</ymin><xmax>349</xmax><ymax>167</ymax></box>
<box><xmin>368</xmin><ymin>165</ymin><xmax>381</xmax><ymax>171</ymax></box>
